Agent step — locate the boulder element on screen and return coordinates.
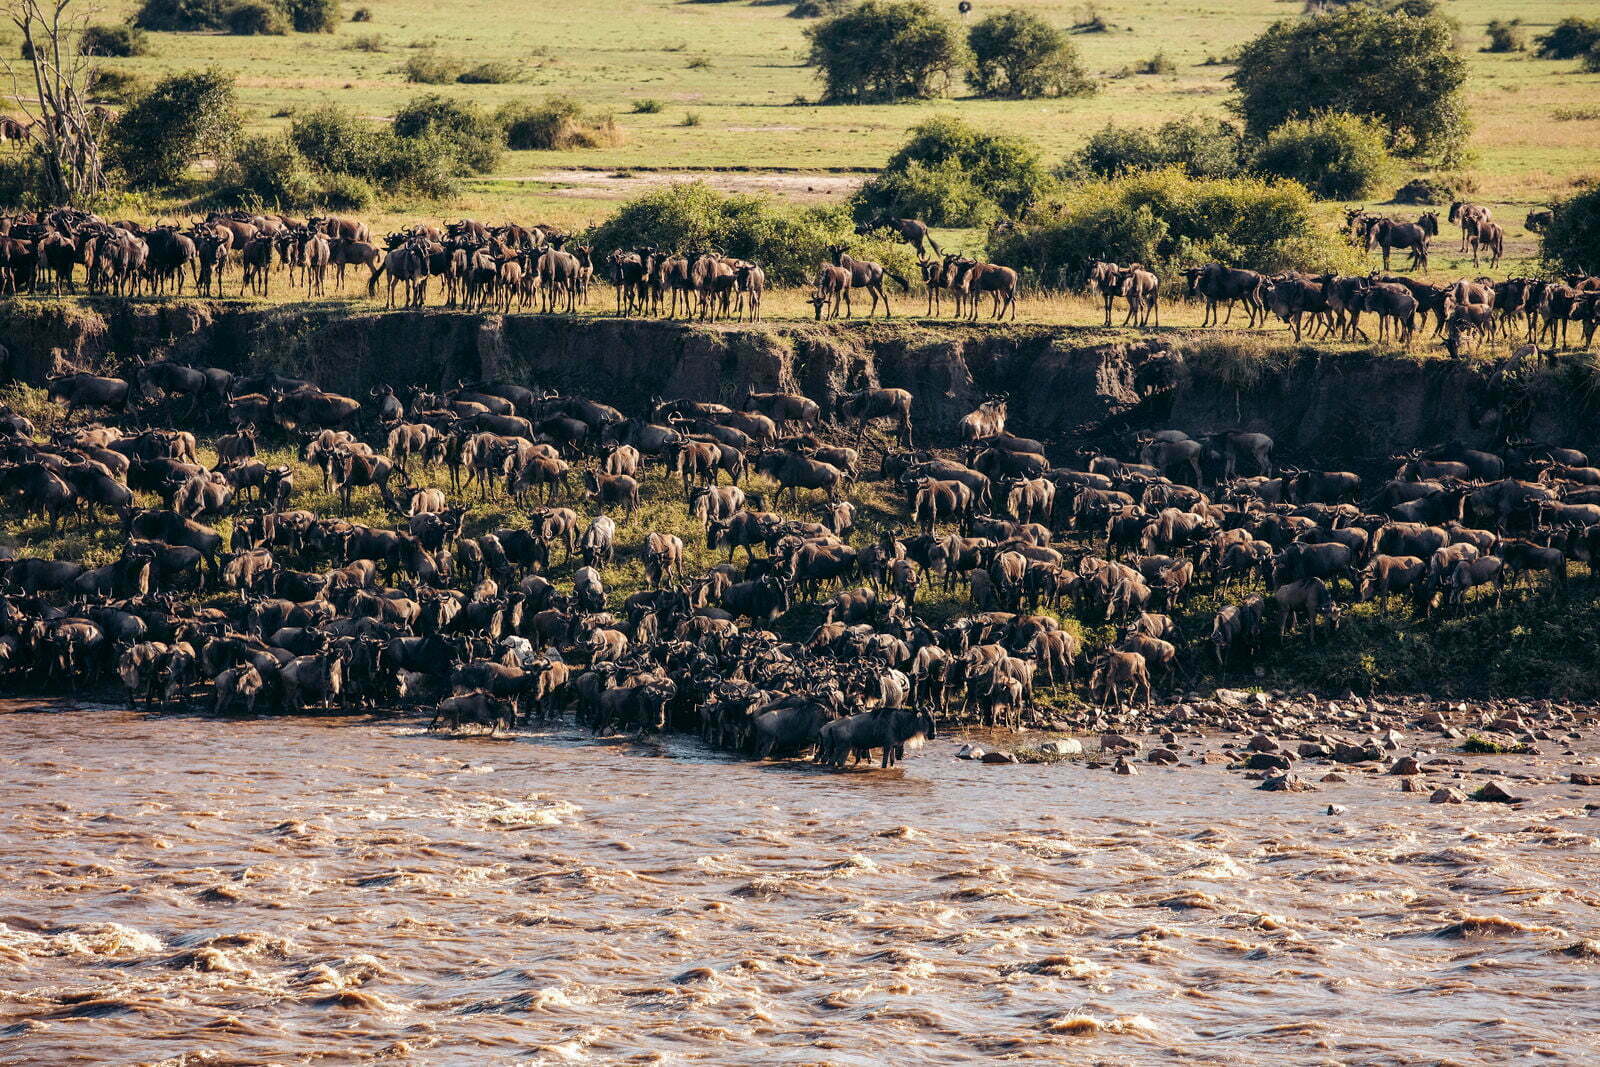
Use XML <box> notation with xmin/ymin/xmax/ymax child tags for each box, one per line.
<box><xmin>981</xmin><ymin>750</ymin><xmax>1018</xmax><ymax>764</ymax></box>
<box><xmin>1147</xmin><ymin>748</ymin><xmax>1179</xmax><ymax>765</ymax></box>
<box><xmin>1246</xmin><ymin>734</ymin><xmax>1278</xmax><ymax>752</ymax></box>
<box><xmin>1430</xmin><ymin>787</ymin><xmax>1466</xmax><ymax>804</ymax></box>
<box><xmin>1390</xmin><ymin>757</ymin><xmax>1421</xmax><ymax>776</ymax></box>
<box><xmin>956</xmin><ymin>744</ymin><xmax>985</xmax><ymax>761</ymax></box>
<box><xmin>1246</xmin><ymin>752</ymin><xmax>1293</xmax><ymax>771</ymax></box>
<box><xmin>1471</xmin><ymin>781</ymin><xmax>1524</xmax><ymax>804</ymax></box>
<box><xmin>1038</xmin><ymin>738</ymin><xmax>1084</xmax><ymax>757</ymax></box>
<box><xmin>1259</xmin><ymin>773</ymin><xmax>1315</xmax><ymax>792</ymax></box>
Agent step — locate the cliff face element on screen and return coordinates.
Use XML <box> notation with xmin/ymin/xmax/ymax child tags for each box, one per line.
<box><xmin>1</xmin><ymin>300</ymin><xmax>1590</xmax><ymax>463</ymax></box>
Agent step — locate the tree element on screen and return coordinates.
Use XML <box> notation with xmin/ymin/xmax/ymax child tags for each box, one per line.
<box><xmin>967</xmin><ymin>9</ymin><xmax>1092</xmax><ymax>98</ymax></box>
<box><xmin>805</xmin><ymin>0</ymin><xmax>970</xmax><ymax>103</ymax></box>
<box><xmin>1065</xmin><ymin>118</ymin><xmax>1245</xmax><ymax>182</ymax></box>
<box><xmin>1252</xmin><ymin>112</ymin><xmax>1392</xmax><ymax>200</ymax></box>
<box><xmin>107</xmin><ymin>68</ymin><xmax>239</xmax><ymax>188</ymax></box>
<box><xmin>390</xmin><ymin>93</ymin><xmax>502</xmax><ymax>175</ymax></box>
<box><xmin>1228</xmin><ymin>5</ymin><xmax>1468</xmax><ymax>159</ymax></box>
<box><xmin>1</xmin><ymin>0</ymin><xmax>109</xmax><ymax>203</ymax></box>
<box><xmin>1539</xmin><ymin>185</ymin><xmax>1600</xmax><ymax>276</ymax></box>
<box><xmin>854</xmin><ymin>115</ymin><xmax>1052</xmax><ymax>225</ymax></box>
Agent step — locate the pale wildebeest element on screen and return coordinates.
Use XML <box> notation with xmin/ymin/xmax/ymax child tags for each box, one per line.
<box><xmin>838</xmin><ymin>387</ymin><xmax>913</xmax><ymax>447</ymax></box>
<box><xmin>1367</xmin><ymin>213</ymin><xmax>1437</xmax><ymax>272</ymax></box>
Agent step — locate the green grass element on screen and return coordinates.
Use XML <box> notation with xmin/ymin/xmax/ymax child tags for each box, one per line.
<box><xmin>19</xmin><ymin>0</ymin><xmax>1594</xmax><ymax>239</ymax></box>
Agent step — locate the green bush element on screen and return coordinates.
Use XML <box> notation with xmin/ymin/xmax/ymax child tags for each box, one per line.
<box><xmin>987</xmin><ymin>169</ymin><xmax>1357</xmax><ymax>289</ymax></box>
<box><xmin>1534</xmin><ymin>16</ymin><xmax>1600</xmax><ymax>59</ymax></box>
<box><xmin>805</xmin><ymin>0</ymin><xmax>971</xmax><ymax>103</ymax></box>
<box><xmin>402</xmin><ymin>50</ymin><xmax>463</xmax><ymax>84</ymax></box>
<box><xmin>108</xmin><ymin>69</ymin><xmax>240</xmax><ymax>188</ymax></box>
<box><xmin>133</xmin><ymin>0</ymin><xmax>225</xmax><ymax>30</ymax></box>
<box><xmin>457</xmin><ymin>61</ymin><xmax>518</xmax><ymax>84</ymax></box>
<box><xmin>351</xmin><ymin>5</ymin><xmax>371</xmax><ymax>21</ymax></box>
<box><xmin>80</xmin><ymin>23</ymin><xmax>150</xmax><ymax>57</ymax></box>
<box><xmin>1482</xmin><ymin>18</ymin><xmax>1524</xmax><ymax>53</ymax></box>
<box><xmin>1252</xmin><ymin>112</ymin><xmax>1392</xmax><ymax>200</ymax></box>
<box><xmin>215</xmin><ymin>133</ymin><xmax>316</xmax><ymax>207</ymax></box>
<box><xmin>854</xmin><ymin>115</ymin><xmax>1053</xmax><ymax>226</ymax></box>
<box><xmin>1065</xmin><ymin>117</ymin><xmax>1247</xmax><ymax>182</ymax></box>
<box><xmin>0</xmin><ymin>149</ymin><xmax>51</xmax><ymax>207</ymax></box>
<box><xmin>225</xmin><ymin>0</ymin><xmax>288</xmax><ymax>35</ymax></box>
<box><xmin>967</xmin><ymin>9</ymin><xmax>1093</xmax><ymax>99</ymax></box>
<box><xmin>632</xmin><ymin>98</ymin><xmax>664</xmax><ymax>114</ymax></box>
<box><xmin>1539</xmin><ymin>185</ymin><xmax>1600</xmax><ymax>276</ymax></box>
<box><xmin>497</xmin><ymin>97</ymin><xmax>622</xmax><ymax>150</ymax></box>
<box><xmin>287</xmin><ymin>101</ymin><xmax>459</xmax><ymax>199</ymax></box>
<box><xmin>1229</xmin><ymin>5</ymin><xmax>1469</xmax><ymax>158</ymax></box>
<box><xmin>587</xmin><ymin>181</ymin><xmax>918</xmax><ymax>288</ymax></box>
<box><xmin>789</xmin><ymin>0</ymin><xmax>850</xmax><ymax>17</ymax></box>
<box><xmin>315</xmin><ymin>171</ymin><xmax>376</xmax><ymax>209</ymax></box>
<box><xmin>88</xmin><ymin>67</ymin><xmax>148</xmax><ymax>104</ymax></box>
<box><xmin>285</xmin><ymin>0</ymin><xmax>339</xmax><ymax>32</ymax></box>
<box><xmin>1137</xmin><ymin>52</ymin><xmax>1176</xmax><ymax>75</ymax></box>
<box><xmin>391</xmin><ymin>93</ymin><xmax>502</xmax><ymax>174</ymax></box>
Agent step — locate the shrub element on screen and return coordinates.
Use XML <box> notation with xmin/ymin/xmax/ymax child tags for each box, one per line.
<box><xmin>133</xmin><ymin>0</ymin><xmax>225</xmax><ymax>31</ymax></box>
<box><xmin>1539</xmin><ymin>185</ymin><xmax>1600</xmax><ymax>276</ymax></box>
<box><xmin>1251</xmin><ymin>112</ymin><xmax>1392</xmax><ymax>200</ymax></box>
<box><xmin>346</xmin><ymin>33</ymin><xmax>383</xmax><ymax>51</ymax></box>
<box><xmin>680</xmin><ymin>111</ymin><xmax>702</xmax><ymax>127</ymax></box>
<box><xmin>457</xmin><ymin>61</ymin><xmax>518</xmax><ymax>84</ymax></box>
<box><xmin>287</xmin><ymin>101</ymin><xmax>458</xmax><ymax>199</ymax></box>
<box><xmin>315</xmin><ymin>171</ymin><xmax>376</xmax><ymax>209</ymax></box>
<box><xmin>87</xmin><ymin>67</ymin><xmax>148</xmax><ymax>104</ymax></box>
<box><xmin>805</xmin><ymin>0</ymin><xmax>971</xmax><ymax>103</ymax></box>
<box><xmin>1534</xmin><ymin>16</ymin><xmax>1600</xmax><ymax>60</ymax></box>
<box><xmin>1137</xmin><ymin>52</ymin><xmax>1176</xmax><ymax>75</ymax></box>
<box><xmin>80</xmin><ymin>23</ymin><xmax>150</xmax><ymax>57</ymax></box>
<box><xmin>108</xmin><ymin>69</ymin><xmax>240</xmax><ymax>188</ymax></box>
<box><xmin>854</xmin><ymin>115</ymin><xmax>1052</xmax><ymax>226</ymax></box>
<box><xmin>351</xmin><ymin>6</ymin><xmax>371</xmax><ymax>20</ymax></box>
<box><xmin>967</xmin><ymin>9</ymin><xmax>1093</xmax><ymax>99</ymax></box>
<box><xmin>1229</xmin><ymin>5</ymin><xmax>1469</xmax><ymax>158</ymax></box>
<box><xmin>285</xmin><ymin>0</ymin><xmax>339</xmax><ymax>32</ymax></box>
<box><xmin>987</xmin><ymin>169</ymin><xmax>1357</xmax><ymax>289</ymax></box>
<box><xmin>686</xmin><ymin>55</ymin><xmax>711</xmax><ymax>69</ymax></box>
<box><xmin>0</xmin><ymin>149</ymin><xmax>50</xmax><ymax>207</ymax></box>
<box><xmin>225</xmin><ymin>0</ymin><xmax>289</xmax><ymax>35</ymax></box>
<box><xmin>391</xmin><ymin>93</ymin><xmax>503</xmax><ymax>174</ymax></box>
<box><xmin>1065</xmin><ymin>117</ymin><xmax>1246</xmax><ymax>182</ymax></box>
<box><xmin>587</xmin><ymin>181</ymin><xmax>917</xmax><ymax>287</ymax></box>
<box><xmin>632</xmin><ymin>98</ymin><xmax>664</xmax><ymax>114</ymax></box>
<box><xmin>1482</xmin><ymin>18</ymin><xmax>1524</xmax><ymax>53</ymax></box>
<box><xmin>498</xmin><ymin>97</ymin><xmax>623</xmax><ymax>150</ymax></box>
<box><xmin>403</xmin><ymin>50</ymin><xmax>462</xmax><ymax>84</ymax></box>
<box><xmin>789</xmin><ymin>0</ymin><xmax>850</xmax><ymax>17</ymax></box>
<box><xmin>214</xmin><ymin>133</ymin><xmax>316</xmax><ymax>207</ymax></box>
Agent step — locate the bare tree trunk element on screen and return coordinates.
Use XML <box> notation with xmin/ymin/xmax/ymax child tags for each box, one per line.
<box><xmin>3</xmin><ymin>0</ymin><xmax>107</xmax><ymax>203</ymax></box>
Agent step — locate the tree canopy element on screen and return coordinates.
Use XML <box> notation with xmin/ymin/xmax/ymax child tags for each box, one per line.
<box><xmin>805</xmin><ymin>0</ymin><xmax>970</xmax><ymax>103</ymax></box>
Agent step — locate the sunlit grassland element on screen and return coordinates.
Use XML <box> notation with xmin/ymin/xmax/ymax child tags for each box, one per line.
<box><xmin>7</xmin><ymin>0</ymin><xmax>1591</xmax><ymax>233</ymax></box>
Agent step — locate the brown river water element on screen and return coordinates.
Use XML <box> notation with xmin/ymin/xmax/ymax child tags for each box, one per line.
<box><xmin>4</xmin><ymin>702</ymin><xmax>1600</xmax><ymax>1065</ymax></box>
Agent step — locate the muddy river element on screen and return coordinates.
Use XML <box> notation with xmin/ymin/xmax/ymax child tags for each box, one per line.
<box><xmin>3</xmin><ymin>702</ymin><xmax>1599</xmax><ymax>1064</ymax></box>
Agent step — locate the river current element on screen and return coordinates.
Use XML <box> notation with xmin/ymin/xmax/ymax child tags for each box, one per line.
<box><xmin>3</xmin><ymin>702</ymin><xmax>1598</xmax><ymax>1064</ymax></box>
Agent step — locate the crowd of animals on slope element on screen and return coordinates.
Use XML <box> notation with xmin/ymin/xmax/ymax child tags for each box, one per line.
<box><xmin>4</xmin><ymin>342</ymin><xmax>1598</xmax><ymax>766</ymax></box>
<box><xmin>1</xmin><ymin>206</ymin><xmax>1596</xmax><ymax>358</ymax></box>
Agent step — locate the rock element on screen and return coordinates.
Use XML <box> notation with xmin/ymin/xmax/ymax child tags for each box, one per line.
<box><xmin>1399</xmin><ymin>777</ymin><xmax>1424</xmax><ymax>793</ymax></box>
<box><xmin>980</xmin><ymin>750</ymin><xmax>1018</xmax><ymax>764</ymax></box>
<box><xmin>1471</xmin><ymin>781</ymin><xmax>1524</xmax><ymax>804</ymax></box>
<box><xmin>1379</xmin><ymin>729</ymin><xmax>1404</xmax><ymax>749</ymax></box>
<box><xmin>1147</xmin><ymin>748</ymin><xmax>1180</xmax><ymax>766</ymax></box>
<box><xmin>1572</xmin><ymin>772</ymin><xmax>1600</xmax><ymax>786</ymax></box>
<box><xmin>1489</xmin><ymin>716</ymin><xmax>1524</xmax><ymax>733</ymax></box>
<box><xmin>1326</xmin><ymin>804</ymin><xmax>1346</xmax><ymax>815</ymax></box>
<box><xmin>1200</xmin><ymin>751</ymin><xmax>1231</xmax><ymax>765</ymax></box>
<box><xmin>1038</xmin><ymin>738</ymin><xmax>1084</xmax><ymax>757</ymax></box>
<box><xmin>1246</xmin><ymin>752</ymin><xmax>1293</xmax><ymax>771</ymax></box>
<box><xmin>1215</xmin><ymin>688</ymin><xmax>1248</xmax><ymax>707</ymax></box>
<box><xmin>1246</xmin><ymin>734</ymin><xmax>1278</xmax><ymax>752</ymax></box>
<box><xmin>1390</xmin><ymin>757</ymin><xmax>1421</xmax><ymax>776</ymax></box>
<box><xmin>956</xmin><ymin>744</ymin><xmax>985</xmax><ymax>761</ymax></box>
<box><xmin>1298</xmin><ymin>742</ymin><xmax>1329</xmax><ymax>759</ymax></box>
<box><xmin>1113</xmin><ymin>756</ymin><xmax>1135</xmax><ymax>776</ymax></box>
<box><xmin>1259</xmin><ymin>773</ymin><xmax>1315</xmax><ymax>792</ymax></box>
<box><xmin>1332</xmin><ymin>742</ymin><xmax>1382</xmax><ymax>764</ymax></box>
<box><xmin>1100</xmin><ymin>733</ymin><xmax>1139</xmax><ymax>752</ymax></box>
<box><xmin>1321</xmin><ymin>773</ymin><xmax>1347</xmax><ymax>783</ymax></box>
<box><xmin>1431</xmin><ymin>787</ymin><xmax>1466</xmax><ymax>804</ymax></box>
<box><xmin>1253</xmin><ymin>692</ymin><xmax>1272</xmax><ymax>707</ymax></box>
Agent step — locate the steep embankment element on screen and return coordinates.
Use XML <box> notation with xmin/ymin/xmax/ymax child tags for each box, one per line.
<box><xmin>2</xmin><ymin>300</ymin><xmax>1592</xmax><ymax>461</ymax></box>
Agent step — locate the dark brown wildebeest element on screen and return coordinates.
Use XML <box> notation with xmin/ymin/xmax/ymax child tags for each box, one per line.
<box><xmin>740</xmin><ymin>388</ymin><xmax>820</xmax><ymax>432</ymax></box>
<box><xmin>1366</xmin><ymin>212</ymin><xmax>1437</xmax><ymax>271</ymax></box>
<box><xmin>753</xmin><ymin>450</ymin><xmax>847</xmax><ymax>507</ymax></box>
<box><xmin>828</xmin><ymin>245</ymin><xmax>908</xmax><ymax>318</ymax></box>
<box><xmin>1448</xmin><ymin>202</ymin><xmax>1491</xmax><ymax>253</ymax></box>
<box><xmin>948</xmin><ymin>257</ymin><xmax>1019</xmax><ymax>322</ymax></box>
<box><xmin>838</xmin><ymin>387</ymin><xmax>914</xmax><ymax>447</ymax></box>
<box><xmin>1525</xmin><ymin>208</ymin><xmax>1553</xmax><ymax>233</ymax></box>
<box><xmin>46</xmin><ymin>373</ymin><xmax>130</xmax><ymax>416</ymax></box>
<box><xmin>860</xmin><ymin>216</ymin><xmax>942</xmax><ymax>258</ymax></box>
<box><xmin>810</xmin><ymin>263</ymin><xmax>851</xmax><ymax>320</ymax></box>
<box><xmin>1470</xmin><ymin>220</ymin><xmax>1504</xmax><ymax>269</ymax></box>
<box><xmin>1183</xmin><ymin>264</ymin><xmax>1267</xmax><ymax>327</ymax></box>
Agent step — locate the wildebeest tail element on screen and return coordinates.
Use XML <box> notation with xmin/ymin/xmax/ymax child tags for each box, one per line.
<box><xmin>888</xmin><ymin>271</ymin><xmax>911</xmax><ymax>292</ymax></box>
<box><xmin>367</xmin><ymin>262</ymin><xmax>386</xmax><ymax>298</ymax></box>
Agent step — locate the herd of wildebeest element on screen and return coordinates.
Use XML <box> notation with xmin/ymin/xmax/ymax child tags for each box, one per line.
<box><xmin>3</xmin><ymin>339</ymin><xmax>1599</xmax><ymax>767</ymax></box>
<box><xmin>1</xmin><ymin>205</ymin><xmax>1596</xmax><ymax>358</ymax></box>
